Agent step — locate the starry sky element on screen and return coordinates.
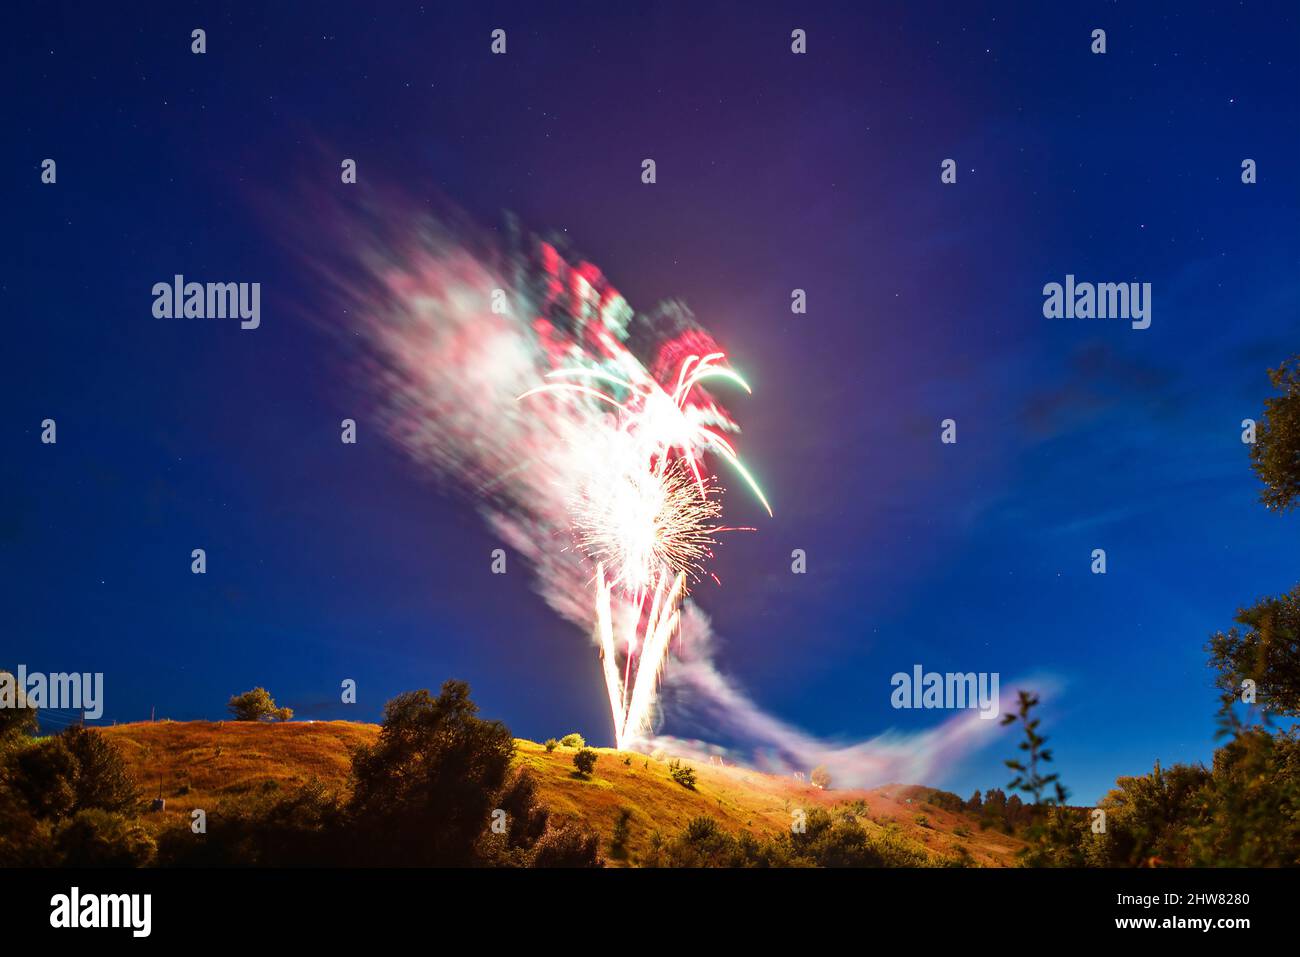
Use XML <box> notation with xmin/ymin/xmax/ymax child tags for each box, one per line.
<box><xmin>4</xmin><ymin>2</ymin><xmax>1298</xmax><ymax>803</ymax></box>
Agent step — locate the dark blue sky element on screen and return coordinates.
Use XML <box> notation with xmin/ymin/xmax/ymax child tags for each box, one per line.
<box><xmin>4</xmin><ymin>2</ymin><xmax>1297</xmax><ymax>803</ymax></box>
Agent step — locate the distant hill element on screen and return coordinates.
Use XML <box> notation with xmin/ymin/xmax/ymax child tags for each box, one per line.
<box><xmin>102</xmin><ymin>721</ymin><xmax>1027</xmax><ymax>866</ymax></box>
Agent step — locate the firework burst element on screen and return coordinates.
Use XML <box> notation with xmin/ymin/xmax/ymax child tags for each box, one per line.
<box><xmin>520</xmin><ymin>351</ymin><xmax>768</xmax><ymax>748</ymax></box>
<box><xmin>574</xmin><ymin>452</ymin><xmax>722</xmax><ymax>594</ymax></box>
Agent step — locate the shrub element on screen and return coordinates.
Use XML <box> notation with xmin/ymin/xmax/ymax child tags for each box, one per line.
<box><xmin>810</xmin><ymin>765</ymin><xmax>831</xmax><ymax>789</ymax></box>
<box><xmin>559</xmin><ymin>733</ymin><xmax>585</xmax><ymax>749</ymax></box>
<box><xmin>529</xmin><ymin>822</ymin><xmax>602</xmax><ymax>867</ymax></box>
<box><xmin>573</xmin><ymin>748</ymin><xmax>598</xmax><ymax>777</ymax></box>
<box><xmin>945</xmin><ymin>844</ymin><xmax>975</xmax><ymax>867</ymax></box>
<box><xmin>0</xmin><ymin>786</ymin><xmax>56</xmax><ymax>866</ymax></box>
<box><xmin>156</xmin><ymin>778</ymin><xmax>347</xmax><ymax>867</ymax></box>
<box><xmin>544</xmin><ymin>738</ymin><xmax>558</xmax><ymax>752</ymax></box>
<box><xmin>55</xmin><ymin>809</ymin><xmax>155</xmax><ymax>867</ymax></box>
<box><xmin>610</xmin><ymin>808</ymin><xmax>632</xmax><ymax>855</ymax></box>
<box><xmin>842</xmin><ymin>798</ymin><xmax>869</xmax><ymax>818</ymax></box>
<box><xmin>668</xmin><ymin>758</ymin><xmax>696</xmax><ymax>790</ymax></box>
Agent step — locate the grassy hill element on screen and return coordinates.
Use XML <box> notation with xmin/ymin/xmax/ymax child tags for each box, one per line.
<box><xmin>102</xmin><ymin>720</ymin><xmax>1027</xmax><ymax>866</ymax></box>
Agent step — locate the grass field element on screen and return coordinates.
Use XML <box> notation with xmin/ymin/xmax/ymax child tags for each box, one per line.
<box><xmin>102</xmin><ymin>720</ymin><xmax>1027</xmax><ymax>866</ymax></box>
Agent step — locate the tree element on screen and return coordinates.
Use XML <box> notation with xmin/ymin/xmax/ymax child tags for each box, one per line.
<box><xmin>810</xmin><ymin>765</ymin><xmax>831</xmax><ymax>789</ymax></box>
<box><xmin>61</xmin><ymin>726</ymin><xmax>138</xmax><ymax>813</ymax></box>
<box><xmin>347</xmin><ymin>680</ymin><xmax>516</xmax><ymax>866</ymax></box>
<box><xmin>981</xmin><ymin>787</ymin><xmax>1007</xmax><ymax>830</ymax></box>
<box><xmin>1188</xmin><ymin>727</ymin><xmax>1300</xmax><ymax>866</ymax></box>
<box><xmin>1207</xmin><ymin>584</ymin><xmax>1300</xmax><ymax>717</ymax></box>
<box><xmin>559</xmin><ymin>733</ymin><xmax>585</xmax><ymax>749</ymax></box>
<box><xmin>227</xmin><ymin>687</ymin><xmax>289</xmax><ymax>722</ymax></box>
<box><xmin>0</xmin><ymin>669</ymin><xmax>38</xmax><ymax>749</ymax></box>
<box><xmin>489</xmin><ymin>769</ymin><xmax>550</xmax><ymax>854</ymax></box>
<box><xmin>573</xmin><ymin>747</ymin><xmax>598</xmax><ymax>776</ymax></box>
<box><xmin>10</xmin><ymin>738</ymin><xmax>78</xmax><ymax>820</ymax></box>
<box><xmin>1250</xmin><ymin>355</ymin><xmax>1300</xmax><ymax>512</ymax></box>
<box><xmin>1095</xmin><ymin>760</ymin><xmax>1211</xmax><ymax>867</ymax></box>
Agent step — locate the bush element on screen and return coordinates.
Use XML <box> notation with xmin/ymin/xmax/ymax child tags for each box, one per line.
<box><xmin>668</xmin><ymin>758</ymin><xmax>696</xmax><ymax>790</ymax></box>
<box><xmin>55</xmin><ymin>809</ymin><xmax>155</xmax><ymax>867</ymax></box>
<box><xmin>640</xmin><ymin>810</ymin><xmax>943</xmax><ymax>868</ymax></box>
<box><xmin>945</xmin><ymin>844</ymin><xmax>975</xmax><ymax>867</ymax></box>
<box><xmin>156</xmin><ymin>778</ymin><xmax>347</xmax><ymax>867</ymax></box>
<box><xmin>559</xmin><ymin>733</ymin><xmax>585</xmax><ymax>749</ymax></box>
<box><xmin>646</xmin><ymin>815</ymin><xmax>744</xmax><ymax>867</ymax></box>
<box><xmin>810</xmin><ymin>765</ymin><xmax>831</xmax><ymax>789</ymax></box>
<box><xmin>573</xmin><ymin>748</ymin><xmax>598</xmax><ymax>777</ymax></box>
<box><xmin>529</xmin><ymin>822</ymin><xmax>602</xmax><ymax>867</ymax></box>
<box><xmin>0</xmin><ymin>786</ymin><xmax>56</xmax><ymax>866</ymax></box>
<box><xmin>610</xmin><ymin>808</ymin><xmax>632</xmax><ymax>856</ymax></box>
<box><xmin>544</xmin><ymin>738</ymin><xmax>558</xmax><ymax>752</ymax></box>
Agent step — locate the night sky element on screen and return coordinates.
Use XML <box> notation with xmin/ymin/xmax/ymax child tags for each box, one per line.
<box><xmin>5</xmin><ymin>2</ymin><xmax>1298</xmax><ymax>804</ymax></box>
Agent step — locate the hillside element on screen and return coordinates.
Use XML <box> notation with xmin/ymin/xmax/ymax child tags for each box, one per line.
<box><xmin>101</xmin><ymin>721</ymin><xmax>1027</xmax><ymax>866</ymax></box>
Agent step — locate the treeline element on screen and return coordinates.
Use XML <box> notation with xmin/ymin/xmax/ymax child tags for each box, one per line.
<box><xmin>0</xmin><ymin>680</ymin><xmax>601</xmax><ymax>867</ymax></box>
<box><xmin>926</xmin><ymin>787</ymin><xmax>1044</xmax><ymax>834</ymax></box>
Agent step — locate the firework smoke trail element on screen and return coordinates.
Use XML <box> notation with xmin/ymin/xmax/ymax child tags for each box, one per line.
<box><xmin>303</xmin><ymin>190</ymin><xmax>1023</xmax><ymax>786</ymax></box>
